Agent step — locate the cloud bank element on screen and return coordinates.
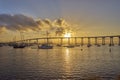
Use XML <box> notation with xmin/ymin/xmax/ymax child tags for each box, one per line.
<box><xmin>0</xmin><ymin>14</ymin><xmax>76</xmax><ymax>36</ymax></box>
<box><xmin>0</xmin><ymin>14</ymin><xmax>40</xmax><ymax>32</ymax></box>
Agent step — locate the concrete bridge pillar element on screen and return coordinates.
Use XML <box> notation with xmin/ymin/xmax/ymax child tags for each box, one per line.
<box><xmin>109</xmin><ymin>37</ymin><xmax>114</xmax><ymax>46</ymax></box>
<box><xmin>95</xmin><ymin>37</ymin><xmax>98</xmax><ymax>45</ymax></box>
<box><xmin>81</xmin><ymin>37</ymin><xmax>84</xmax><ymax>46</ymax></box>
<box><xmin>88</xmin><ymin>37</ymin><xmax>91</xmax><ymax>45</ymax></box>
<box><xmin>47</xmin><ymin>38</ymin><xmax>49</xmax><ymax>44</ymax></box>
<box><xmin>60</xmin><ymin>38</ymin><xmax>63</xmax><ymax>45</ymax></box>
<box><xmin>102</xmin><ymin>37</ymin><xmax>105</xmax><ymax>45</ymax></box>
<box><xmin>118</xmin><ymin>37</ymin><xmax>120</xmax><ymax>46</ymax></box>
<box><xmin>44</xmin><ymin>39</ymin><xmax>46</xmax><ymax>44</ymax></box>
<box><xmin>28</xmin><ymin>40</ymin><xmax>31</xmax><ymax>46</ymax></box>
<box><xmin>75</xmin><ymin>37</ymin><xmax>77</xmax><ymax>45</ymax></box>
<box><xmin>68</xmin><ymin>38</ymin><xmax>70</xmax><ymax>45</ymax></box>
<box><xmin>36</xmin><ymin>39</ymin><xmax>39</xmax><ymax>45</ymax></box>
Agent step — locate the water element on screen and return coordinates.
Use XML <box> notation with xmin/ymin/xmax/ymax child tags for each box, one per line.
<box><xmin>0</xmin><ymin>45</ymin><xmax>120</xmax><ymax>80</ymax></box>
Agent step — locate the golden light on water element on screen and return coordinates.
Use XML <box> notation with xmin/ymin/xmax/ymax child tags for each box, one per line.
<box><xmin>66</xmin><ymin>48</ymin><xmax>70</xmax><ymax>56</ymax></box>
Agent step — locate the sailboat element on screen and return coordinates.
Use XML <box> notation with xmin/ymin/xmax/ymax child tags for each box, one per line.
<box><xmin>0</xmin><ymin>44</ymin><xmax>3</xmax><ymax>47</ymax></box>
<box><xmin>87</xmin><ymin>44</ymin><xmax>92</xmax><ymax>47</ymax></box>
<box><xmin>63</xmin><ymin>44</ymin><xmax>75</xmax><ymax>48</ymax></box>
<box><xmin>13</xmin><ymin>43</ymin><xmax>26</xmax><ymax>48</ymax></box>
<box><xmin>38</xmin><ymin>31</ymin><xmax>53</xmax><ymax>49</ymax></box>
<box><xmin>13</xmin><ymin>32</ymin><xmax>26</xmax><ymax>48</ymax></box>
<box><xmin>38</xmin><ymin>44</ymin><xmax>53</xmax><ymax>49</ymax></box>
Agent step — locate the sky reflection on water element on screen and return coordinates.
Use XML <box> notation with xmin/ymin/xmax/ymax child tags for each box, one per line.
<box><xmin>0</xmin><ymin>45</ymin><xmax>120</xmax><ymax>79</ymax></box>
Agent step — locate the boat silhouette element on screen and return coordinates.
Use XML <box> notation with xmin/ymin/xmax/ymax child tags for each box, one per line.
<box><xmin>38</xmin><ymin>44</ymin><xmax>53</xmax><ymax>49</ymax></box>
<box><xmin>13</xmin><ymin>43</ymin><xmax>26</xmax><ymax>48</ymax></box>
<box><xmin>87</xmin><ymin>44</ymin><xmax>92</xmax><ymax>47</ymax></box>
<box><xmin>38</xmin><ymin>31</ymin><xmax>53</xmax><ymax>49</ymax></box>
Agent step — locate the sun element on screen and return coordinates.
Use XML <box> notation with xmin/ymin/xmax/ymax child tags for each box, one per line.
<box><xmin>64</xmin><ymin>33</ymin><xmax>71</xmax><ymax>37</ymax></box>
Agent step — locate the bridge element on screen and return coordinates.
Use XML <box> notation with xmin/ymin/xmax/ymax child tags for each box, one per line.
<box><xmin>14</xmin><ymin>35</ymin><xmax>120</xmax><ymax>46</ymax></box>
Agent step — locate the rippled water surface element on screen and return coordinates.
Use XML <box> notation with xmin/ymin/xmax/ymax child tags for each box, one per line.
<box><xmin>0</xmin><ymin>45</ymin><xmax>120</xmax><ymax>80</ymax></box>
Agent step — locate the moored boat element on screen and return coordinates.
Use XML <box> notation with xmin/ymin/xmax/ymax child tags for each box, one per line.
<box><xmin>13</xmin><ymin>43</ymin><xmax>26</xmax><ymax>48</ymax></box>
<box><xmin>87</xmin><ymin>44</ymin><xmax>92</xmax><ymax>47</ymax></box>
<box><xmin>63</xmin><ymin>45</ymin><xmax>75</xmax><ymax>48</ymax></box>
<box><xmin>96</xmin><ymin>44</ymin><xmax>101</xmax><ymax>47</ymax></box>
<box><xmin>38</xmin><ymin>44</ymin><xmax>53</xmax><ymax>49</ymax></box>
<box><xmin>66</xmin><ymin>45</ymin><xmax>75</xmax><ymax>48</ymax></box>
<box><xmin>0</xmin><ymin>44</ymin><xmax>3</xmax><ymax>47</ymax></box>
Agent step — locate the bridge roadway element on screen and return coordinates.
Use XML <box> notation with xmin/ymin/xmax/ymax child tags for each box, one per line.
<box><xmin>15</xmin><ymin>35</ymin><xmax>120</xmax><ymax>46</ymax></box>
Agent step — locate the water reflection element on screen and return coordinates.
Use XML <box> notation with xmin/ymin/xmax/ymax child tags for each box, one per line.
<box><xmin>63</xmin><ymin>48</ymin><xmax>72</xmax><ymax>78</ymax></box>
<box><xmin>0</xmin><ymin>46</ymin><xmax>120</xmax><ymax>79</ymax></box>
<box><xmin>64</xmin><ymin>48</ymin><xmax>70</xmax><ymax>66</ymax></box>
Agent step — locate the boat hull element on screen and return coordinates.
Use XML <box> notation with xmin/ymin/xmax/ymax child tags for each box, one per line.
<box><xmin>38</xmin><ymin>43</ymin><xmax>53</xmax><ymax>49</ymax></box>
<box><xmin>13</xmin><ymin>43</ymin><xmax>26</xmax><ymax>48</ymax></box>
<box><xmin>13</xmin><ymin>45</ymin><xmax>25</xmax><ymax>48</ymax></box>
<box><xmin>38</xmin><ymin>46</ymin><xmax>53</xmax><ymax>49</ymax></box>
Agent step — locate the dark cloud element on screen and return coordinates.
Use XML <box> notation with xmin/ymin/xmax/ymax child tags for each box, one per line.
<box><xmin>0</xmin><ymin>14</ymin><xmax>76</xmax><ymax>35</ymax></box>
<box><xmin>0</xmin><ymin>14</ymin><xmax>40</xmax><ymax>32</ymax></box>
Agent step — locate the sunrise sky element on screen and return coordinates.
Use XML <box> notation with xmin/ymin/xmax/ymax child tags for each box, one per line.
<box><xmin>0</xmin><ymin>0</ymin><xmax>120</xmax><ymax>42</ymax></box>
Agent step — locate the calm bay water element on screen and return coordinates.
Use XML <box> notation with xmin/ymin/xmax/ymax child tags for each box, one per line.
<box><xmin>0</xmin><ymin>45</ymin><xmax>120</xmax><ymax>80</ymax></box>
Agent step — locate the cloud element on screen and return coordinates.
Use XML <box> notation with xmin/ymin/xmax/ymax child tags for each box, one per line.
<box><xmin>0</xmin><ymin>14</ymin><xmax>40</xmax><ymax>32</ymax></box>
<box><xmin>0</xmin><ymin>14</ymin><xmax>77</xmax><ymax>35</ymax></box>
<box><xmin>53</xmin><ymin>18</ymin><xmax>69</xmax><ymax>28</ymax></box>
<box><xmin>0</xmin><ymin>27</ymin><xmax>7</xmax><ymax>34</ymax></box>
<box><xmin>35</xmin><ymin>18</ymin><xmax>72</xmax><ymax>36</ymax></box>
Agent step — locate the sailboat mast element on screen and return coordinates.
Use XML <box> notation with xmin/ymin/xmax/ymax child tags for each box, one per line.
<box><xmin>46</xmin><ymin>31</ymin><xmax>48</xmax><ymax>44</ymax></box>
<box><xmin>19</xmin><ymin>31</ymin><xmax>24</xmax><ymax>43</ymax></box>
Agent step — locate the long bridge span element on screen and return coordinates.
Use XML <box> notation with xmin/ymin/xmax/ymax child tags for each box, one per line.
<box><xmin>15</xmin><ymin>35</ymin><xmax>120</xmax><ymax>46</ymax></box>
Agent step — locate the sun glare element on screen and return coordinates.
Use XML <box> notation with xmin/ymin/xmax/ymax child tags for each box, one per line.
<box><xmin>64</xmin><ymin>33</ymin><xmax>71</xmax><ymax>37</ymax></box>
